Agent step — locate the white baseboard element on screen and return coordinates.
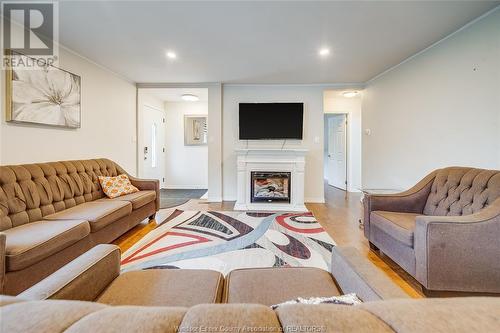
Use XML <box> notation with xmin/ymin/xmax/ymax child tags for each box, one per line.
<box><xmin>165</xmin><ymin>185</ymin><xmax>208</xmax><ymax>190</ymax></box>
<box><xmin>304</xmin><ymin>197</ymin><xmax>325</xmax><ymax>203</ymax></box>
<box><xmin>234</xmin><ymin>202</ymin><xmax>307</xmax><ymax>212</ymax></box>
<box><xmin>208</xmin><ymin>196</ymin><xmax>222</xmax><ymax>202</ymax></box>
<box><xmin>224</xmin><ymin>196</ymin><xmax>325</xmax><ymax>204</ymax></box>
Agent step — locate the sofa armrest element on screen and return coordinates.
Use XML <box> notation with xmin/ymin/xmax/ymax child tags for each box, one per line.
<box><xmin>129</xmin><ymin>175</ymin><xmax>160</xmax><ymax>211</ymax></box>
<box><xmin>0</xmin><ymin>232</ymin><xmax>5</xmax><ymax>294</ymax></box>
<box><xmin>363</xmin><ymin>171</ymin><xmax>436</xmax><ymax>238</ymax></box>
<box><xmin>115</xmin><ymin>162</ymin><xmax>160</xmax><ymax>211</ymax></box>
<box><xmin>331</xmin><ymin>246</ymin><xmax>410</xmax><ymax>301</ymax></box>
<box><xmin>18</xmin><ymin>245</ymin><xmax>121</xmax><ymax>301</ymax></box>
<box><xmin>414</xmin><ymin>199</ymin><xmax>500</xmax><ymax>293</ymax></box>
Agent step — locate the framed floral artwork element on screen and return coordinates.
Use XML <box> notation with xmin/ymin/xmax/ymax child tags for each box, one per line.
<box><xmin>5</xmin><ymin>50</ymin><xmax>81</xmax><ymax>128</ymax></box>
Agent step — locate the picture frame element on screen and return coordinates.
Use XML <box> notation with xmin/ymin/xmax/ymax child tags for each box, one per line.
<box><xmin>184</xmin><ymin>115</ymin><xmax>208</xmax><ymax>146</ymax></box>
<box><xmin>5</xmin><ymin>50</ymin><xmax>82</xmax><ymax>128</ymax></box>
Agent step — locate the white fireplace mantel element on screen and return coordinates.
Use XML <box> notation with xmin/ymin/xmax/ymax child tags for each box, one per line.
<box><xmin>234</xmin><ymin>148</ymin><xmax>308</xmax><ymax>211</ymax></box>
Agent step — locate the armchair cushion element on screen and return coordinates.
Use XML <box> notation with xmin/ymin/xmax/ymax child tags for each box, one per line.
<box><xmin>4</xmin><ymin>219</ymin><xmax>90</xmax><ymax>271</ymax></box>
<box><xmin>371</xmin><ymin>211</ymin><xmax>418</xmax><ymax>247</ymax></box>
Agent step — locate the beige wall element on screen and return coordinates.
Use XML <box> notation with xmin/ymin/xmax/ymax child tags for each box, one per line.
<box><xmin>362</xmin><ymin>9</ymin><xmax>500</xmax><ymax>189</ymax></box>
<box><xmin>0</xmin><ymin>47</ymin><xmax>137</xmax><ymax>173</ymax></box>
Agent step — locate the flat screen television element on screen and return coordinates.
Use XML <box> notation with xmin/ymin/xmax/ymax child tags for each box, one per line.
<box><xmin>239</xmin><ymin>103</ymin><xmax>303</xmax><ymax>140</ymax></box>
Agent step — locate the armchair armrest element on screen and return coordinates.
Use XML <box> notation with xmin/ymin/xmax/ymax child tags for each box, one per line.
<box><xmin>331</xmin><ymin>246</ymin><xmax>410</xmax><ymax>301</ymax></box>
<box><xmin>363</xmin><ymin>171</ymin><xmax>436</xmax><ymax>238</ymax></box>
<box><xmin>0</xmin><ymin>232</ymin><xmax>5</xmax><ymax>294</ymax></box>
<box><xmin>18</xmin><ymin>245</ymin><xmax>121</xmax><ymax>301</ymax></box>
<box><xmin>414</xmin><ymin>199</ymin><xmax>500</xmax><ymax>293</ymax></box>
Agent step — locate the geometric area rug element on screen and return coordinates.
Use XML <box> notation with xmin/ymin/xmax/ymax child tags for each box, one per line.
<box><xmin>120</xmin><ymin>210</ymin><xmax>336</xmax><ymax>275</ymax></box>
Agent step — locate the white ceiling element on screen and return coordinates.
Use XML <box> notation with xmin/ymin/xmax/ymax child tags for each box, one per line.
<box><xmin>144</xmin><ymin>88</ymin><xmax>209</xmax><ymax>102</ymax></box>
<box><xmin>57</xmin><ymin>1</ymin><xmax>499</xmax><ymax>84</ymax></box>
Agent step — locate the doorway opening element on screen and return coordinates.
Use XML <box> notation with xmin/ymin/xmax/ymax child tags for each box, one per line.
<box><xmin>137</xmin><ymin>87</ymin><xmax>209</xmax><ymax>208</ymax></box>
<box><xmin>323</xmin><ymin>90</ymin><xmax>362</xmax><ymax>195</ymax></box>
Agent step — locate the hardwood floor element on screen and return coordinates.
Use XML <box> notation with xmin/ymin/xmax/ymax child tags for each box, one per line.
<box><xmin>113</xmin><ymin>184</ymin><xmax>423</xmax><ymax>298</ymax></box>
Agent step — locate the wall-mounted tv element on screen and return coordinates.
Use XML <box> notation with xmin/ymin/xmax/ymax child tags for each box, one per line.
<box><xmin>239</xmin><ymin>103</ymin><xmax>304</xmax><ymax>140</ymax></box>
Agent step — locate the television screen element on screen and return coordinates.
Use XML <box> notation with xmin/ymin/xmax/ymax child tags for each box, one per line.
<box><xmin>239</xmin><ymin>103</ymin><xmax>303</xmax><ymax>140</ymax></box>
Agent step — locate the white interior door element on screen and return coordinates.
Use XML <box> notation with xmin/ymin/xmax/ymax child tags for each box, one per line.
<box><xmin>142</xmin><ymin>105</ymin><xmax>165</xmax><ymax>187</ymax></box>
<box><xmin>327</xmin><ymin>114</ymin><xmax>347</xmax><ymax>190</ymax></box>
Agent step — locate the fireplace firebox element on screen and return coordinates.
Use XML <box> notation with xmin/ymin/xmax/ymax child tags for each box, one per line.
<box><xmin>251</xmin><ymin>171</ymin><xmax>291</xmax><ymax>203</ymax></box>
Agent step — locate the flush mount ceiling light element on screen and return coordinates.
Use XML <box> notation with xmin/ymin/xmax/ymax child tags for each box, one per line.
<box><xmin>342</xmin><ymin>91</ymin><xmax>359</xmax><ymax>98</ymax></box>
<box><xmin>181</xmin><ymin>94</ymin><xmax>199</xmax><ymax>102</ymax></box>
<box><xmin>166</xmin><ymin>51</ymin><xmax>177</xmax><ymax>59</ymax></box>
<box><xmin>318</xmin><ymin>48</ymin><xmax>330</xmax><ymax>57</ymax></box>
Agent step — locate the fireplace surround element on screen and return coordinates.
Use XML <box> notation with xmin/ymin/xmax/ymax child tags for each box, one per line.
<box><xmin>234</xmin><ymin>148</ymin><xmax>307</xmax><ymax>211</ymax></box>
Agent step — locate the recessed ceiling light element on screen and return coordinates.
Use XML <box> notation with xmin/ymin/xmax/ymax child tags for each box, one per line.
<box><xmin>166</xmin><ymin>51</ymin><xmax>177</xmax><ymax>59</ymax></box>
<box><xmin>318</xmin><ymin>48</ymin><xmax>330</xmax><ymax>57</ymax></box>
<box><xmin>342</xmin><ymin>91</ymin><xmax>359</xmax><ymax>98</ymax></box>
<box><xmin>181</xmin><ymin>94</ymin><xmax>199</xmax><ymax>102</ymax></box>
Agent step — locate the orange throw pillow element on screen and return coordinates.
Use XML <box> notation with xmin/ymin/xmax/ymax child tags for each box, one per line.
<box><xmin>98</xmin><ymin>174</ymin><xmax>139</xmax><ymax>198</ymax></box>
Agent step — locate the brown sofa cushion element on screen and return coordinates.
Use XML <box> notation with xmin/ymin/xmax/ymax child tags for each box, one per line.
<box><xmin>179</xmin><ymin>304</ymin><xmax>281</xmax><ymax>333</ymax></box>
<box><xmin>370</xmin><ymin>211</ymin><xmax>418</xmax><ymax>247</ymax></box>
<box><xmin>66</xmin><ymin>306</ymin><xmax>186</xmax><ymax>333</ymax></box>
<box><xmin>3</xmin><ymin>219</ymin><xmax>90</xmax><ymax>271</ymax></box>
<box><xmin>45</xmin><ymin>201</ymin><xmax>132</xmax><ymax>232</ymax></box>
<box><xmin>276</xmin><ymin>304</ymin><xmax>394</xmax><ymax>333</ymax></box>
<box><xmin>97</xmin><ymin>269</ymin><xmax>224</xmax><ymax>307</ymax></box>
<box><xmin>224</xmin><ymin>267</ymin><xmax>340</xmax><ymax>306</ymax></box>
<box><xmin>0</xmin><ymin>300</ymin><xmax>106</xmax><ymax>333</ymax></box>
<box><xmin>361</xmin><ymin>297</ymin><xmax>500</xmax><ymax>333</ymax></box>
<box><xmin>97</xmin><ymin>190</ymin><xmax>156</xmax><ymax>210</ymax></box>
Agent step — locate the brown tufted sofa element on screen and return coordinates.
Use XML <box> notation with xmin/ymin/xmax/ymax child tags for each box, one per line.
<box><xmin>363</xmin><ymin>167</ymin><xmax>500</xmax><ymax>295</ymax></box>
<box><xmin>1</xmin><ymin>296</ymin><xmax>500</xmax><ymax>333</ymax></box>
<box><xmin>0</xmin><ymin>158</ymin><xmax>159</xmax><ymax>295</ymax></box>
<box><xmin>2</xmin><ymin>244</ymin><xmax>500</xmax><ymax>332</ymax></box>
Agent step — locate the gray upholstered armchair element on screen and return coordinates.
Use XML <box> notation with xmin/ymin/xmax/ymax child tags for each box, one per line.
<box><xmin>363</xmin><ymin>167</ymin><xmax>500</xmax><ymax>296</ymax></box>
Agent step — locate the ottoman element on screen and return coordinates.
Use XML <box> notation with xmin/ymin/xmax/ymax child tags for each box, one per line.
<box><xmin>97</xmin><ymin>269</ymin><xmax>224</xmax><ymax>307</ymax></box>
<box><xmin>223</xmin><ymin>267</ymin><xmax>340</xmax><ymax>306</ymax></box>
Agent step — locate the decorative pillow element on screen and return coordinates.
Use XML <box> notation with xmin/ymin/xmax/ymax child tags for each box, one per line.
<box><xmin>271</xmin><ymin>293</ymin><xmax>362</xmax><ymax>309</ymax></box>
<box><xmin>98</xmin><ymin>174</ymin><xmax>139</xmax><ymax>198</ymax></box>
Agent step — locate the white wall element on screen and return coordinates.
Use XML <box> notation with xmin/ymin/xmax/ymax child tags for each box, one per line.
<box><xmin>0</xmin><ymin>47</ymin><xmax>137</xmax><ymax>173</ymax></box>
<box><xmin>207</xmin><ymin>84</ymin><xmax>223</xmax><ymax>201</ymax></box>
<box><xmin>222</xmin><ymin>85</ymin><xmax>325</xmax><ymax>202</ymax></box>
<box><xmin>362</xmin><ymin>9</ymin><xmax>500</xmax><ymax>189</ymax></box>
<box><xmin>324</xmin><ymin>91</ymin><xmax>362</xmax><ymax>192</ymax></box>
<box><xmin>164</xmin><ymin>101</ymin><xmax>208</xmax><ymax>189</ymax></box>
